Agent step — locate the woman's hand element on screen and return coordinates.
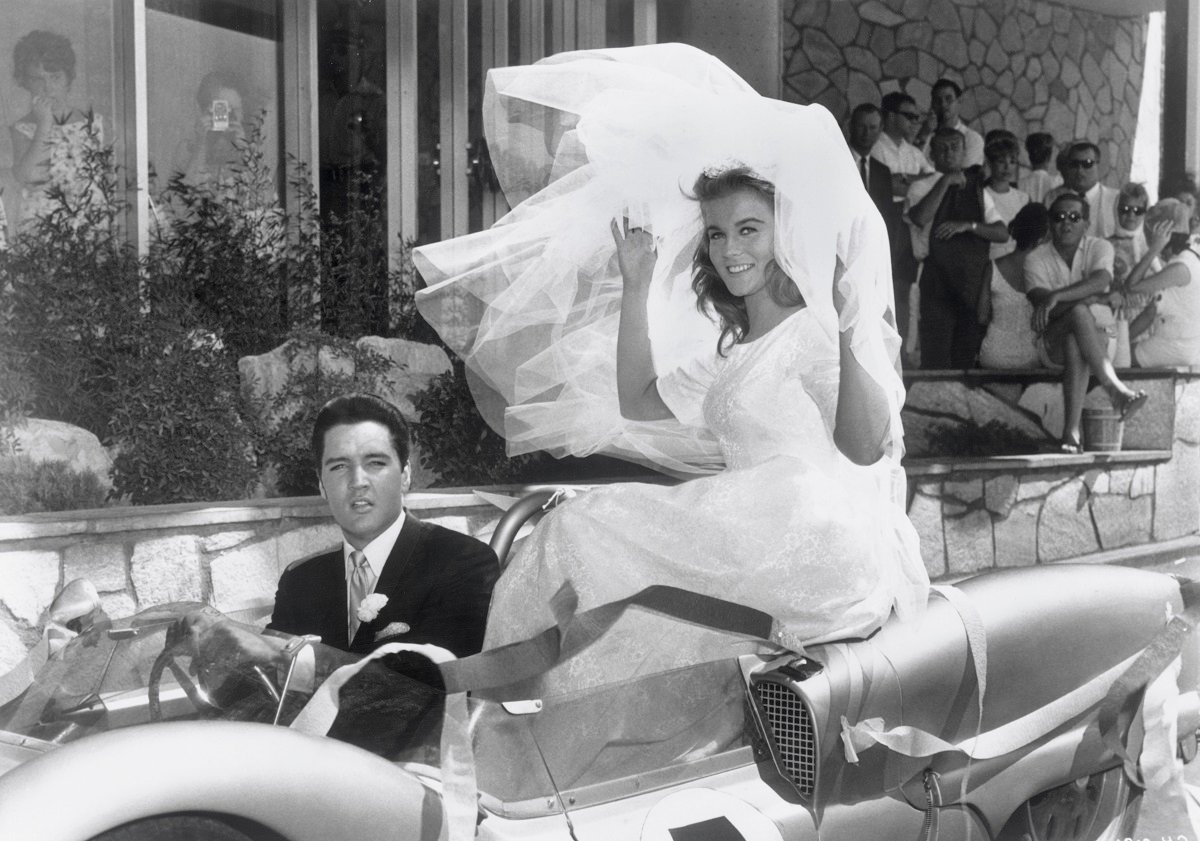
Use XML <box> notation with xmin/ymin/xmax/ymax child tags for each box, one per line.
<box><xmin>31</xmin><ymin>94</ymin><xmax>55</xmax><ymax>129</ymax></box>
<box><xmin>1146</xmin><ymin>218</ymin><xmax>1174</xmax><ymax>253</ymax></box>
<box><xmin>610</xmin><ymin>217</ymin><xmax>657</xmax><ymax>292</ymax></box>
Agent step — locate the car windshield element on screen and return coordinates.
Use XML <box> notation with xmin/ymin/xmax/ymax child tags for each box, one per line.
<box><xmin>0</xmin><ymin>601</ymin><xmax>754</xmax><ymax>810</ymax></box>
<box><xmin>0</xmin><ymin>603</ymin><xmax>342</xmax><ymax>747</ymax></box>
<box><xmin>471</xmin><ymin>657</ymin><xmax>752</xmax><ymax>810</ymax></box>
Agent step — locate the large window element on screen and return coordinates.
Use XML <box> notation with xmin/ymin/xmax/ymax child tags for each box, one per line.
<box><xmin>0</xmin><ymin>0</ymin><xmax>661</xmax><ymax>272</ymax></box>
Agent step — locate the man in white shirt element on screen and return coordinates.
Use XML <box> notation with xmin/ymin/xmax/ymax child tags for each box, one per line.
<box><xmin>873</xmin><ymin>92</ymin><xmax>936</xmax><ymax>202</ymax></box>
<box><xmin>1049</xmin><ymin>141</ymin><xmax>1120</xmax><ymax>239</ymax></box>
<box><xmin>916</xmin><ymin>79</ymin><xmax>984</xmax><ymax>168</ymax></box>
<box><xmin>1025</xmin><ymin>193</ymin><xmax>1147</xmax><ymax>450</ymax></box>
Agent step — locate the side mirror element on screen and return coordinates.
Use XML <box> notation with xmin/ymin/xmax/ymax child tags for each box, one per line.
<box><xmin>45</xmin><ymin>578</ymin><xmax>103</xmax><ymax>636</ymax></box>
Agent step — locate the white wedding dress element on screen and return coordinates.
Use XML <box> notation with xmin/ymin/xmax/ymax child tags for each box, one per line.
<box><xmin>484</xmin><ymin>307</ymin><xmax>926</xmax><ymax>693</ymax></box>
<box><xmin>413</xmin><ymin>44</ymin><xmax>929</xmax><ymax>694</ymax></box>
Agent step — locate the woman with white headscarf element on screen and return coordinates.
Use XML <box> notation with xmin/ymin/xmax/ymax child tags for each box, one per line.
<box><xmin>414</xmin><ymin>44</ymin><xmax>927</xmax><ymax>693</ymax></box>
<box><xmin>1125</xmin><ymin>197</ymin><xmax>1200</xmax><ymax>368</ymax></box>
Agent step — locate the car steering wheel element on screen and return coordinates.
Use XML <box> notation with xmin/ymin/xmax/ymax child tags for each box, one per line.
<box><xmin>147</xmin><ymin>635</ymin><xmax>220</xmax><ymax>722</ymax></box>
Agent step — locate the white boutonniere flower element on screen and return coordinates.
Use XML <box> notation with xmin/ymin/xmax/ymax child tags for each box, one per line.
<box><xmin>356</xmin><ymin>593</ymin><xmax>388</xmax><ymax>623</ymax></box>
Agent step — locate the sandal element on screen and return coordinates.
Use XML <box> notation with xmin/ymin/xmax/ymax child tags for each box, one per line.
<box><xmin>1112</xmin><ymin>390</ymin><xmax>1149</xmax><ymax>422</ymax></box>
<box><xmin>1059</xmin><ymin>438</ymin><xmax>1083</xmax><ymax>455</ymax></box>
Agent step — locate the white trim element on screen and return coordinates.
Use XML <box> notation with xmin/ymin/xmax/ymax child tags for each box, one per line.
<box><xmin>387</xmin><ymin>1</ymin><xmax>420</xmax><ymax>257</ymax></box>
<box><xmin>114</xmin><ymin>0</ymin><xmax>150</xmax><ymax>256</ymax></box>
<box><xmin>440</xmin><ymin>0</ymin><xmax>470</xmax><ymax>236</ymax></box>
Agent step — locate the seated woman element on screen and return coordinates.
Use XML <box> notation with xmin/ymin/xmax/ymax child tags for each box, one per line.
<box><xmin>1108</xmin><ymin>182</ymin><xmax>1153</xmax><ymax>285</ymax></box>
<box><xmin>1025</xmin><ymin>192</ymin><xmax>1148</xmax><ymax>453</ymax></box>
<box><xmin>413</xmin><ymin>45</ymin><xmax>928</xmax><ymax>697</ymax></box>
<box><xmin>1124</xmin><ymin>198</ymin><xmax>1200</xmax><ymax>368</ymax></box>
<box><xmin>978</xmin><ymin>203</ymin><xmax>1048</xmax><ymax>369</ymax></box>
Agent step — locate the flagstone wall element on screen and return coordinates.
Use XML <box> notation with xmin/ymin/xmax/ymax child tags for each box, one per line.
<box><xmin>782</xmin><ymin>0</ymin><xmax>1150</xmax><ymax>182</ymax></box>
<box><xmin>0</xmin><ymin>373</ymin><xmax>1196</xmax><ymax>676</ymax></box>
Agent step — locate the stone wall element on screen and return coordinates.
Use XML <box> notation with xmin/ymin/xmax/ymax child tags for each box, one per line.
<box><xmin>0</xmin><ymin>374</ymin><xmax>1196</xmax><ymax>676</ymax></box>
<box><xmin>0</xmin><ymin>492</ymin><xmax>506</xmax><ymax>674</ymax></box>
<box><xmin>782</xmin><ymin>0</ymin><xmax>1148</xmax><ymax>182</ymax></box>
<box><xmin>907</xmin><ymin>374</ymin><xmax>1200</xmax><ymax>578</ymax></box>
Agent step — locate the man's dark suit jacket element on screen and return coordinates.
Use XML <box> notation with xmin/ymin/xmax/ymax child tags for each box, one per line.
<box><xmin>861</xmin><ymin>156</ymin><xmax>905</xmax><ymax>261</ymax></box>
<box><xmin>267</xmin><ymin>513</ymin><xmax>498</xmax><ymax>658</ymax></box>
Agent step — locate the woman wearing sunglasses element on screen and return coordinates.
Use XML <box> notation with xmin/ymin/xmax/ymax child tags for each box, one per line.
<box><xmin>1122</xmin><ymin>198</ymin><xmax>1200</xmax><ymax>369</ymax></box>
<box><xmin>1108</xmin><ymin>183</ymin><xmax>1155</xmax><ymax>287</ymax></box>
<box><xmin>1025</xmin><ymin>193</ymin><xmax>1148</xmax><ymax>453</ymax></box>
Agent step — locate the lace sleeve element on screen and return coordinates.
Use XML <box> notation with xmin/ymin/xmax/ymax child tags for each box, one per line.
<box><xmin>657</xmin><ymin>352</ymin><xmax>721</xmax><ymax>428</ymax></box>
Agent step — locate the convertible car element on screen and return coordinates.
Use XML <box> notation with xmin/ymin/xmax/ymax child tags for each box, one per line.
<box><xmin>0</xmin><ymin>490</ymin><xmax>1197</xmax><ymax>841</ymax></box>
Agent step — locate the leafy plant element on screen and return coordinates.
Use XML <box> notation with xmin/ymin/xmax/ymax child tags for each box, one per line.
<box><xmin>923</xmin><ymin>419</ymin><xmax>1048</xmax><ymax>458</ymax></box>
<box><xmin>411</xmin><ymin>363</ymin><xmax>546</xmax><ymax>486</ymax></box>
<box><xmin>0</xmin><ymin>457</ymin><xmax>108</xmax><ymax>515</ymax></box>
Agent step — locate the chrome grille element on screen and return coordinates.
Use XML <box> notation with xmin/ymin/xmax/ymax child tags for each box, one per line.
<box><xmin>754</xmin><ymin>680</ymin><xmax>816</xmax><ymax>796</ymax></box>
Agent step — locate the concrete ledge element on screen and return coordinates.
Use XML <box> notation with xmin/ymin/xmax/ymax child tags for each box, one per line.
<box><xmin>904</xmin><ymin>366</ymin><xmax>1199</xmax><ymax>383</ymax></box>
<box><xmin>905</xmin><ymin>449</ymin><xmax>1174</xmax><ymax>478</ymax></box>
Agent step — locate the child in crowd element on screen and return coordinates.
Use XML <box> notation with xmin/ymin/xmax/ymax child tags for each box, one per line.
<box><xmin>1018</xmin><ymin>132</ymin><xmax>1061</xmax><ymax>204</ymax></box>
<box><xmin>983</xmin><ymin>135</ymin><xmax>1030</xmax><ymax>260</ymax></box>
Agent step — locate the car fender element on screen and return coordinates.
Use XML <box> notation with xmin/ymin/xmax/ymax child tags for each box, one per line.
<box><xmin>0</xmin><ymin>721</ymin><xmax>447</xmax><ymax>841</ymax></box>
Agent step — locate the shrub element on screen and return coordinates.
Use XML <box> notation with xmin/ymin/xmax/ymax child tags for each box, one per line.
<box><xmin>107</xmin><ymin>328</ymin><xmax>258</xmax><ymax>505</ymax></box>
<box><xmin>1</xmin><ymin>120</ymin><xmax>545</xmax><ymax>508</ymax></box>
<box><xmin>0</xmin><ymin>457</ymin><xmax>108</xmax><ymax>515</ymax></box>
<box><xmin>411</xmin><ymin>363</ymin><xmax>546</xmax><ymax>486</ymax></box>
<box><xmin>2</xmin><ymin>139</ymin><xmax>260</xmax><ymax>505</ymax></box>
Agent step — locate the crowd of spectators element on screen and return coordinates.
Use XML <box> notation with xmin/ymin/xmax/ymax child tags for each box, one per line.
<box><xmin>847</xmin><ymin>79</ymin><xmax>1200</xmax><ymax>384</ymax></box>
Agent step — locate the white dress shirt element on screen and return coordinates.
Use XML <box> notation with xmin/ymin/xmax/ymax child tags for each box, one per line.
<box><xmin>343</xmin><ymin>510</ymin><xmax>406</xmax><ymax>639</ymax></box>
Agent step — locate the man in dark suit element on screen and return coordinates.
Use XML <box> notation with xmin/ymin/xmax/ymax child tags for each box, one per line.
<box><xmin>847</xmin><ymin>103</ymin><xmax>907</xmax><ymax>345</ymax></box>
<box><xmin>907</xmin><ymin>128</ymin><xmax>1009</xmax><ymax>367</ymax></box>
<box><xmin>267</xmin><ymin>393</ymin><xmax>498</xmax><ymax>657</ymax></box>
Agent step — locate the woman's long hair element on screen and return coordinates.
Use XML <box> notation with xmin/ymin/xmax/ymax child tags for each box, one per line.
<box><xmin>690</xmin><ymin>167</ymin><xmax>804</xmax><ymax>353</ymax></box>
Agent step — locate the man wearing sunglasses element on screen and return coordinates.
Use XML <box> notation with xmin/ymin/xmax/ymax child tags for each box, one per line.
<box><xmin>873</xmin><ymin>92</ymin><xmax>936</xmax><ymax>359</ymax></box>
<box><xmin>1025</xmin><ymin>193</ymin><xmax>1148</xmax><ymax>452</ymax></box>
<box><xmin>874</xmin><ymin>92</ymin><xmax>935</xmax><ymax>201</ymax></box>
<box><xmin>1055</xmin><ymin>141</ymin><xmax>1119</xmax><ymax>239</ymax></box>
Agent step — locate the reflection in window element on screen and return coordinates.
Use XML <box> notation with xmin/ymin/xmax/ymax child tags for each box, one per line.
<box><xmin>0</xmin><ymin>5</ymin><xmax>114</xmax><ymax>242</ymax></box>
<box><xmin>145</xmin><ymin>0</ymin><xmax>281</xmax><ymax>197</ymax></box>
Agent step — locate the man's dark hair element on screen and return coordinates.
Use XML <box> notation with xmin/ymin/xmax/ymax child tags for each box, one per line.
<box><xmin>312</xmin><ymin>393</ymin><xmax>411</xmax><ymax>468</ymax></box>
<box><xmin>1065</xmin><ymin>140</ymin><xmax>1101</xmax><ymax>161</ymax></box>
<box><xmin>930</xmin><ymin>126</ymin><xmax>964</xmax><ymax>149</ymax></box>
<box><xmin>1049</xmin><ymin>191</ymin><xmax>1090</xmax><ymax>221</ymax></box>
<box><xmin>881</xmin><ymin>91</ymin><xmax>916</xmax><ymax>114</ymax></box>
<box><xmin>1025</xmin><ymin>132</ymin><xmax>1055</xmax><ymax>167</ymax></box>
<box><xmin>931</xmin><ymin>78</ymin><xmax>962</xmax><ymax>98</ymax></box>
<box><xmin>850</xmin><ymin>102</ymin><xmax>881</xmax><ymax>122</ymax></box>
